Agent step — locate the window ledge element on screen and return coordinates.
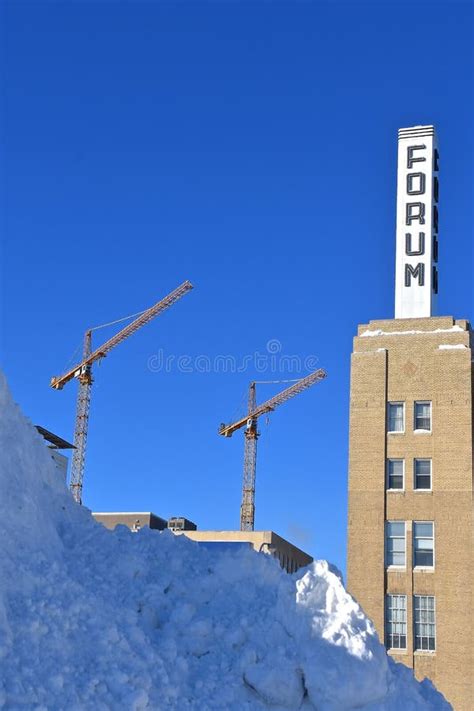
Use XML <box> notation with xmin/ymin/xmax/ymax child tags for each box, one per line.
<box><xmin>386</xmin><ymin>566</ymin><xmax>406</xmax><ymax>571</ymax></box>
<box><xmin>413</xmin><ymin>430</ymin><xmax>432</xmax><ymax>435</ymax></box>
<box><xmin>414</xmin><ymin>489</ymin><xmax>433</xmax><ymax>494</ymax></box>
<box><xmin>387</xmin><ymin>489</ymin><xmax>405</xmax><ymax>494</ymax></box>
<box><xmin>413</xmin><ymin>567</ymin><xmax>435</xmax><ymax>573</ymax></box>
<box><xmin>414</xmin><ymin>650</ymin><xmax>436</xmax><ymax>656</ymax></box>
<box><xmin>388</xmin><ymin>649</ymin><xmax>408</xmax><ymax>655</ymax></box>
<box><xmin>387</xmin><ymin>431</ymin><xmax>405</xmax><ymax>435</ymax></box>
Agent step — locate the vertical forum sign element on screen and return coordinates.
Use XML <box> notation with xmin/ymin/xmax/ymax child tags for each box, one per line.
<box><xmin>395</xmin><ymin>125</ymin><xmax>439</xmax><ymax>319</ymax></box>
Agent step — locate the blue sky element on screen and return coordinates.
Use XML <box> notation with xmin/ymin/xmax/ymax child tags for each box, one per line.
<box><xmin>2</xmin><ymin>1</ymin><xmax>473</xmax><ymax>574</ymax></box>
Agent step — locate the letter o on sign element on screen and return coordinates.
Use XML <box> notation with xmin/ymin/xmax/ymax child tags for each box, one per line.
<box><xmin>407</xmin><ymin>172</ymin><xmax>426</xmax><ymax>195</ymax></box>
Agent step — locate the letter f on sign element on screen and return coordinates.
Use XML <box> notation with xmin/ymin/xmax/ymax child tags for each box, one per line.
<box><xmin>407</xmin><ymin>145</ymin><xmax>426</xmax><ymax>169</ymax></box>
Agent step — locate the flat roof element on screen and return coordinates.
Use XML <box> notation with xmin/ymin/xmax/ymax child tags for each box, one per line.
<box><xmin>36</xmin><ymin>425</ymin><xmax>75</xmax><ymax>450</ymax></box>
<box><xmin>174</xmin><ymin>530</ymin><xmax>312</xmax><ymax>559</ymax></box>
<box><xmin>93</xmin><ymin>511</ymin><xmax>157</xmax><ymax>516</ymax></box>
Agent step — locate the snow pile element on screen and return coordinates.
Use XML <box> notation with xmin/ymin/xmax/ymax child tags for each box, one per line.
<box><xmin>0</xmin><ymin>372</ymin><xmax>450</xmax><ymax>710</ymax></box>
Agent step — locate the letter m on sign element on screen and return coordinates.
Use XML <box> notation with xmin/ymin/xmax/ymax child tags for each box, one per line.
<box><xmin>405</xmin><ymin>263</ymin><xmax>425</xmax><ymax>287</ymax></box>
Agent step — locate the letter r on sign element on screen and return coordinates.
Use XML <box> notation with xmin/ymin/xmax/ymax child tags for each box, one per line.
<box><xmin>406</xmin><ymin>202</ymin><xmax>425</xmax><ymax>225</ymax></box>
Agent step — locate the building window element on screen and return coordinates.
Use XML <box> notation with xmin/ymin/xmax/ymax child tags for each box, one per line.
<box><xmin>414</xmin><ymin>401</ymin><xmax>431</xmax><ymax>431</ymax></box>
<box><xmin>387</xmin><ymin>460</ymin><xmax>404</xmax><ymax>490</ymax></box>
<box><xmin>413</xmin><ymin>522</ymin><xmax>434</xmax><ymax>567</ymax></box>
<box><xmin>414</xmin><ymin>595</ymin><xmax>436</xmax><ymax>651</ymax></box>
<box><xmin>386</xmin><ymin>521</ymin><xmax>406</xmax><ymax>567</ymax></box>
<box><xmin>385</xmin><ymin>594</ymin><xmax>407</xmax><ymax>650</ymax></box>
<box><xmin>414</xmin><ymin>459</ymin><xmax>432</xmax><ymax>490</ymax></box>
<box><xmin>388</xmin><ymin>403</ymin><xmax>404</xmax><ymax>433</ymax></box>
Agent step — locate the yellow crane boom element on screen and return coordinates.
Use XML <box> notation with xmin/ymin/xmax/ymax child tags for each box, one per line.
<box><xmin>219</xmin><ymin>368</ymin><xmax>327</xmax><ymax>436</ymax></box>
<box><xmin>219</xmin><ymin>367</ymin><xmax>327</xmax><ymax>531</ymax></box>
<box><xmin>51</xmin><ymin>280</ymin><xmax>193</xmax><ymax>390</ymax></box>
<box><xmin>51</xmin><ymin>280</ymin><xmax>193</xmax><ymax>504</ymax></box>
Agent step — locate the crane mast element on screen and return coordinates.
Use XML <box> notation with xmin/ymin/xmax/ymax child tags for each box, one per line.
<box><xmin>219</xmin><ymin>367</ymin><xmax>327</xmax><ymax>531</ymax></box>
<box><xmin>51</xmin><ymin>280</ymin><xmax>193</xmax><ymax>504</ymax></box>
<box><xmin>241</xmin><ymin>382</ymin><xmax>259</xmax><ymax>531</ymax></box>
<box><xmin>70</xmin><ymin>330</ymin><xmax>93</xmax><ymax>504</ymax></box>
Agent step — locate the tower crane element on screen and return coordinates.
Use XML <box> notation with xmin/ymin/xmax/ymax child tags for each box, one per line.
<box><xmin>219</xmin><ymin>367</ymin><xmax>327</xmax><ymax>531</ymax></box>
<box><xmin>51</xmin><ymin>280</ymin><xmax>193</xmax><ymax>504</ymax></box>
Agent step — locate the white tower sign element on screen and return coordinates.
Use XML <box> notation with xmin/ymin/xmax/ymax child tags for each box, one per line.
<box><xmin>395</xmin><ymin>125</ymin><xmax>439</xmax><ymax>319</ymax></box>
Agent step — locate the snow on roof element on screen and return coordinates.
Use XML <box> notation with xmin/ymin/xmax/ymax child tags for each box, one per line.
<box><xmin>0</xmin><ymin>370</ymin><xmax>451</xmax><ymax>710</ymax></box>
<box><xmin>438</xmin><ymin>344</ymin><xmax>468</xmax><ymax>350</ymax></box>
<box><xmin>360</xmin><ymin>325</ymin><xmax>464</xmax><ymax>337</ymax></box>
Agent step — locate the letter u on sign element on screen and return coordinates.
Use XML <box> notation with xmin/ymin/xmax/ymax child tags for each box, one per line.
<box><xmin>405</xmin><ymin>232</ymin><xmax>425</xmax><ymax>256</ymax></box>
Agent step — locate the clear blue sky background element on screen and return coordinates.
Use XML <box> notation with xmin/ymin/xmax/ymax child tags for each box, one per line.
<box><xmin>2</xmin><ymin>1</ymin><xmax>472</xmax><ymax>575</ymax></box>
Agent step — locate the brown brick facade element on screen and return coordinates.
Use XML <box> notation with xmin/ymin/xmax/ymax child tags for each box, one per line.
<box><xmin>347</xmin><ymin>316</ymin><xmax>473</xmax><ymax>710</ymax></box>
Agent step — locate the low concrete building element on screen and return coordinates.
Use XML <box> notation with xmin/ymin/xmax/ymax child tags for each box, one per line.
<box><xmin>92</xmin><ymin>511</ymin><xmax>312</xmax><ymax>573</ymax></box>
<box><xmin>171</xmin><ymin>530</ymin><xmax>312</xmax><ymax>573</ymax></box>
<box><xmin>93</xmin><ymin>512</ymin><xmax>167</xmax><ymax>532</ymax></box>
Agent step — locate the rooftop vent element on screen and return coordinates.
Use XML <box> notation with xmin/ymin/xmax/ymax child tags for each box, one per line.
<box><xmin>168</xmin><ymin>517</ymin><xmax>197</xmax><ymax>531</ymax></box>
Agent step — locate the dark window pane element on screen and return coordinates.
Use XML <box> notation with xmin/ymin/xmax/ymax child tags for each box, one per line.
<box><xmin>390</xmin><ymin>475</ymin><xmax>403</xmax><ymax>489</ymax></box>
<box><xmin>416</xmin><ymin>460</ymin><xmax>431</xmax><ymax>475</ymax></box>
<box><xmin>415</xmin><ymin>550</ymin><xmax>433</xmax><ymax>566</ymax></box>
<box><xmin>416</xmin><ymin>474</ymin><xmax>431</xmax><ymax>489</ymax></box>
<box><xmin>415</xmin><ymin>403</ymin><xmax>431</xmax><ymax>430</ymax></box>
<box><xmin>388</xmin><ymin>404</ymin><xmax>404</xmax><ymax>432</ymax></box>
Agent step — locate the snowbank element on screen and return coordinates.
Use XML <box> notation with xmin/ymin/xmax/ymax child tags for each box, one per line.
<box><xmin>0</xmin><ymin>371</ymin><xmax>450</xmax><ymax>710</ymax></box>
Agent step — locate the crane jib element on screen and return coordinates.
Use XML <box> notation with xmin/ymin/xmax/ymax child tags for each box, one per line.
<box><xmin>219</xmin><ymin>368</ymin><xmax>326</xmax><ymax>437</ymax></box>
<box><xmin>50</xmin><ymin>279</ymin><xmax>193</xmax><ymax>506</ymax></box>
<box><xmin>221</xmin><ymin>367</ymin><xmax>327</xmax><ymax>531</ymax></box>
<box><xmin>50</xmin><ymin>281</ymin><xmax>193</xmax><ymax>391</ymax></box>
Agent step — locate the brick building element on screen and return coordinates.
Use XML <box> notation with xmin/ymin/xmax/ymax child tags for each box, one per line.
<box><xmin>347</xmin><ymin>127</ymin><xmax>473</xmax><ymax>710</ymax></box>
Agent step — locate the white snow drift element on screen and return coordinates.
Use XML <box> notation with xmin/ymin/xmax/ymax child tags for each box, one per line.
<box><xmin>0</xmin><ymin>371</ymin><xmax>450</xmax><ymax>710</ymax></box>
